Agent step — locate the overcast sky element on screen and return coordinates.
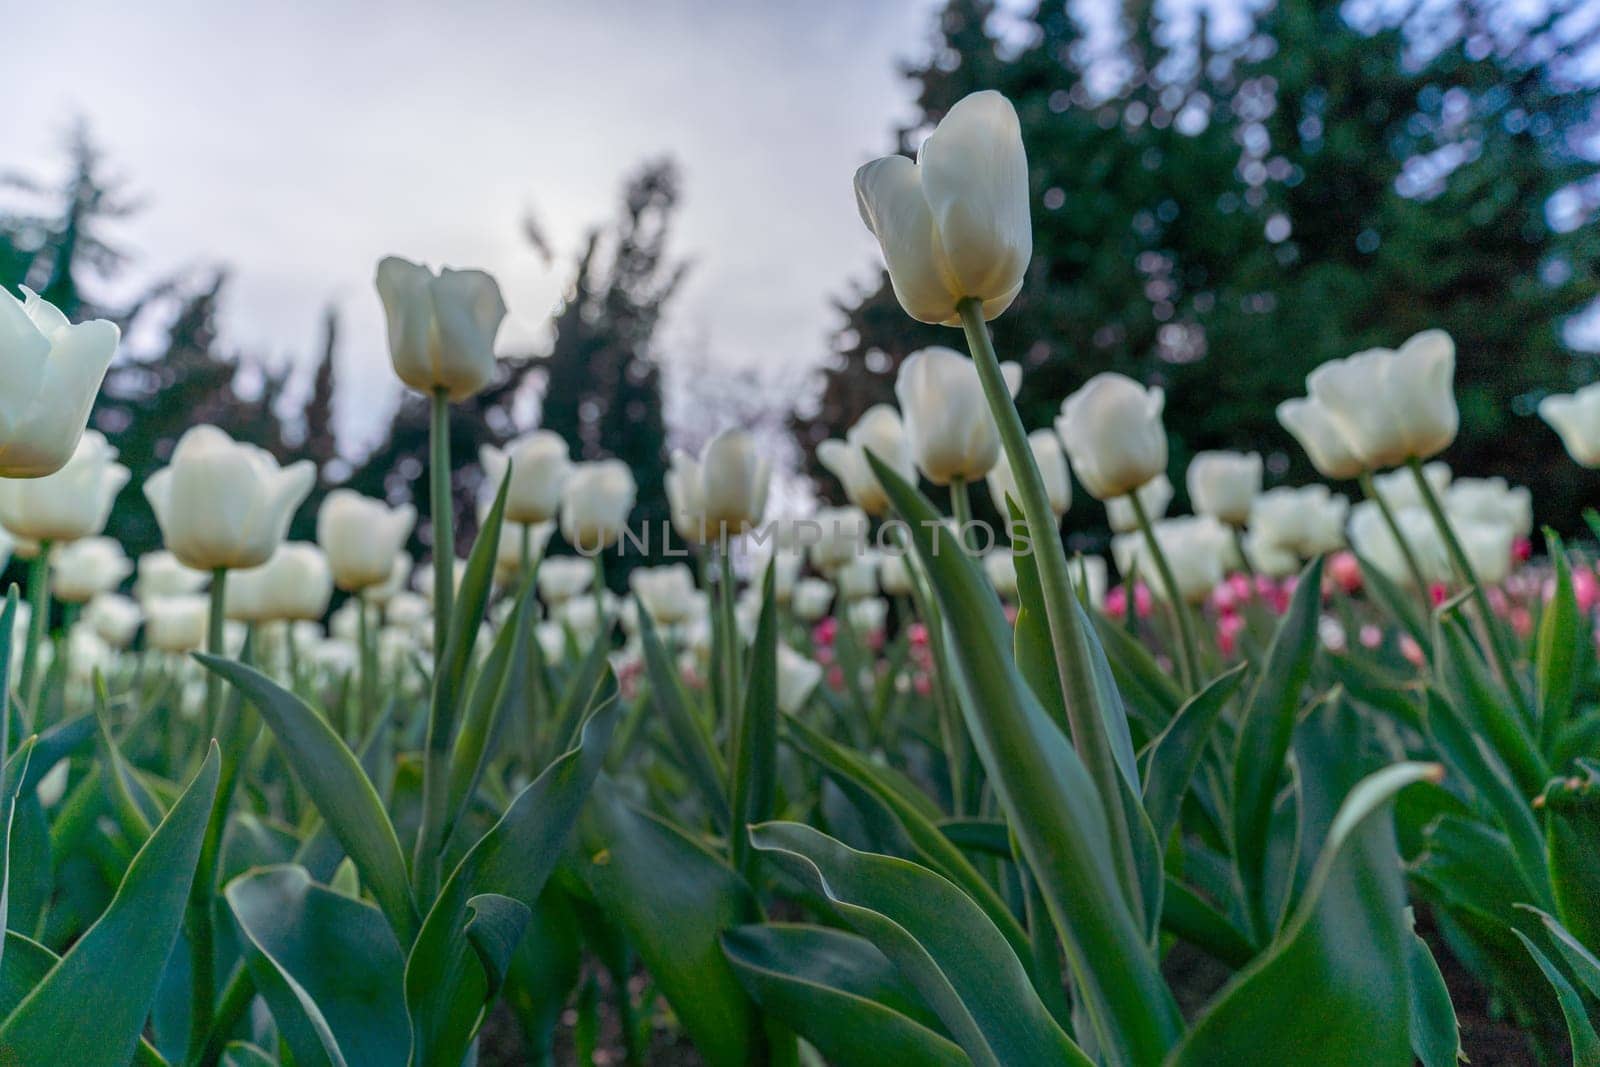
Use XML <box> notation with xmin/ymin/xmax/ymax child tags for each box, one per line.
<box><xmin>5</xmin><ymin>0</ymin><xmax>955</xmax><ymax>452</ymax></box>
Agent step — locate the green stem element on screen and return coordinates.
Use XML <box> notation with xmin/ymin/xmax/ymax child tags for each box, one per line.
<box><xmin>718</xmin><ymin>544</ymin><xmax>744</xmax><ymax>781</ymax></box>
<box><xmin>950</xmin><ymin>476</ymin><xmax>973</xmax><ymax>550</ymax></box>
<box><xmin>187</xmin><ymin>567</ymin><xmax>229</xmax><ymax>1060</ymax></box>
<box><xmin>1128</xmin><ymin>489</ymin><xmax>1200</xmax><ymax>693</ymax></box>
<box><xmin>1230</xmin><ymin>525</ymin><xmax>1257</xmax><ymax>581</ymax></box>
<box><xmin>1359</xmin><ymin>470</ymin><xmax>1431</xmax><ymax>612</ymax></box>
<box><xmin>356</xmin><ymin>597</ymin><xmax>375</xmax><ymax>742</ymax></box>
<box><xmin>955</xmin><ymin>299</ymin><xmax>1142</xmax><ymax>919</ymax></box>
<box><xmin>429</xmin><ymin>388</ymin><xmax>455</xmax><ymax>664</ymax></box>
<box><xmin>1407</xmin><ymin>457</ymin><xmax>1528</xmax><ymax>713</ymax></box>
<box><xmin>20</xmin><ymin>544</ymin><xmax>51</xmax><ymax>728</ymax></box>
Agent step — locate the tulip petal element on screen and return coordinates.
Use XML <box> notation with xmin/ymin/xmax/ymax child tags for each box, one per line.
<box><xmin>855</xmin><ymin>156</ymin><xmax>957</xmax><ymax>325</ymax></box>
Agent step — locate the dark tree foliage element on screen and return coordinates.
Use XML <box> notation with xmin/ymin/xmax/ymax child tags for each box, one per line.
<box><xmin>797</xmin><ymin>0</ymin><xmax>1600</xmax><ymax>539</ymax></box>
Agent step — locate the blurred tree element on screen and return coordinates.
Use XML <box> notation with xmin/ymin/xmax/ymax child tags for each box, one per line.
<box><xmin>799</xmin><ymin>0</ymin><xmax>1600</xmax><ymax>538</ymax></box>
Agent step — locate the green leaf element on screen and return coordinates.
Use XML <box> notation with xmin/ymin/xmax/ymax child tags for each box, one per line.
<box><xmin>0</xmin><ymin>736</ymin><xmax>34</xmax><ymax>977</ymax></box>
<box><xmin>463</xmin><ymin>893</ymin><xmax>531</xmax><ymax>1000</ymax></box>
<box><xmin>1353</xmin><ymin>551</ymin><xmax>1428</xmax><ymax>649</ymax></box>
<box><xmin>785</xmin><ymin>713</ymin><xmax>1032</xmax><ymax>969</ymax></box>
<box><xmin>1536</xmin><ymin>531</ymin><xmax>1580</xmax><ymax>751</ymax></box>
<box><xmin>403</xmin><ymin>696</ymin><xmax>618</xmax><ymax>1066</ymax></box>
<box><xmin>430</xmin><ymin>466</ymin><xmax>508</xmax><ymax>763</ymax></box>
<box><xmin>867</xmin><ymin>452</ymin><xmax>1180</xmax><ymax>1065</ymax></box>
<box><xmin>221</xmin><ymin>1043</ymin><xmax>278</xmax><ymax>1067</ymax></box>
<box><xmin>226</xmin><ymin>864</ymin><xmax>409</xmax><ymax>1067</ymax></box>
<box><xmin>1092</xmin><ymin>611</ymin><xmax>1184</xmax><ymax>731</ymax></box>
<box><xmin>1537</xmin><ymin>761</ymin><xmax>1600</xmax><ymax>952</ymax></box>
<box><xmin>1170</xmin><ymin>762</ymin><xmax>1439</xmax><ymax>1067</ymax></box>
<box><xmin>0</xmin><ymin>744</ymin><xmax>219</xmax><ymax>1067</ymax></box>
<box><xmin>751</xmin><ymin>822</ymin><xmax>1087</xmax><ymax>1067</ymax></box>
<box><xmin>1433</xmin><ymin>608</ymin><xmax>1546</xmax><ymax>797</ymax></box>
<box><xmin>1231</xmin><ymin>556</ymin><xmax>1324</xmax><ymax>940</ymax></box>
<box><xmin>1142</xmin><ymin>663</ymin><xmax>1246</xmax><ymax>844</ymax></box>
<box><xmin>1515</xmin><ymin>928</ymin><xmax>1600</xmax><ymax>1063</ymax></box>
<box><xmin>1404</xmin><ymin>909</ymin><xmax>1463</xmax><ymax>1067</ymax></box>
<box><xmin>196</xmin><ymin>652</ymin><xmax>419</xmax><ymax>946</ymax></box>
<box><xmin>730</xmin><ymin>560</ymin><xmax>779</xmax><ymax>878</ymax></box>
<box><xmin>635</xmin><ymin>590</ymin><xmax>729</xmax><ymax>830</ymax></box>
<box><xmin>581</xmin><ymin>778</ymin><xmax>762</xmax><ymax>1067</ymax></box>
<box><xmin>0</xmin><ymin>931</ymin><xmax>169</xmax><ymax>1066</ymax></box>
<box><xmin>722</xmin><ymin>924</ymin><xmax>966</xmax><ymax>1067</ymax></box>
<box><xmin>1518</xmin><ymin>904</ymin><xmax>1600</xmax><ymax>1001</ymax></box>
<box><xmin>1161</xmin><ymin>876</ymin><xmax>1255</xmax><ymax>969</ymax></box>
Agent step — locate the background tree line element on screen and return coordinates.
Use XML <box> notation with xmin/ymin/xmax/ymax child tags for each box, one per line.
<box><xmin>796</xmin><ymin>0</ymin><xmax>1600</xmax><ymax>540</ymax></box>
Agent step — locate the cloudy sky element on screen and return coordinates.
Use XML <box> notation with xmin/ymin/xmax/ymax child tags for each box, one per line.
<box><xmin>5</xmin><ymin>0</ymin><xmax>960</xmax><ymax>451</ymax></box>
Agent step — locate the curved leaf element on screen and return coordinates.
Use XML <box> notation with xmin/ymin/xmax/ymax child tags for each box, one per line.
<box><xmin>1142</xmin><ymin>663</ymin><xmax>1245</xmax><ymax>842</ymax></box>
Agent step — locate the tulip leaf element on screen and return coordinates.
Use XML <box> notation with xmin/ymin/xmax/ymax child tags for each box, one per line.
<box><xmin>1535</xmin><ymin>531</ymin><xmax>1579</xmax><ymax>751</ymax></box>
<box><xmin>634</xmin><ymin>591</ymin><xmax>729</xmax><ymax>829</ymax></box>
<box><xmin>1231</xmin><ymin>555</ymin><xmax>1323</xmax><ymax>939</ymax></box>
<box><xmin>0</xmin><ymin>743</ymin><xmax>218</xmax><ymax>1067</ymax></box>
<box><xmin>221</xmin><ymin>1043</ymin><xmax>277</xmax><ymax>1067</ymax></box>
<box><xmin>1141</xmin><ymin>663</ymin><xmax>1245</xmax><ymax>842</ymax></box>
<box><xmin>1093</xmin><ymin>610</ymin><xmax>1185</xmax><ymax>731</ymax></box>
<box><xmin>1353</xmin><ymin>550</ymin><xmax>1429</xmax><ymax>650</ymax></box>
<box><xmin>1515</xmin><ymin>928</ymin><xmax>1600</xmax><ymax>1064</ymax></box>
<box><xmin>15</xmin><ymin>712</ymin><xmax>95</xmax><ymax>797</ymax></box>
<box><xmin>580</xmin><ymin>777</ymin><xmax>764</xmax><ymax>1067</ymax></box>
<box><xmin>721</xmin><ymin>923</ymin><xmax>966</xmax><ymax>1067</ymax></box>
<box><xmin>225</xmin><ymin>864</ymin><xmax>409</xmax><ymax>1067</ymax></box>
<box><xmin>1404</xmin><ymin>908</ymin><xmax>1462</xmax><ymax>1067</ymax></box>
<box><xmin>0</xmin><ymin>737</ymin><xmax>34</xmax><ymax>978</ymax></box>
<box><xmin>784</xmin><ymin>713</ymin><xmax>1032</xmax><ymax>968</ymax></box>
<box><xmin>1517</xmin><ymin>904</ymin><xmax>1600</xmax><ymax>1001</ymax></box>
<box><xmin>444</xmin><ymin>574</ymin><xmax>536</xmax><ymax>844</ymax></box>
<box><xmin>750</xmin><ymin>821</ymin><xmax>1088</xmax><ymax>1067</ymax></box>
<box><xmin>463</xmin><ymin>893</ymin><xmax>532</xmax><ymax>1000</ymax></box>
<box><xmin>1161</xmin><ymin>876</ymin><xmax>1255</xmax><ymax>969</ymax></box>
<box><xmin>730</xmin><ymin>561</ymin><xmax>779</xmax><ymax>879</ymax></box>
<box><xmin>403</xmin><ymin>696</ymin><xmax>617</xmax><ymax>1066</ymax></box>
<box><xmin>1433</xmin><ymin>607</ymin><xmax>1546</xmax><ymax>797</ymax></box>
<box><xmin>866</xmin><ymin>450</ymin><xmax>1181</xmax><ymax>1064</ymax></box>
<box><xmin>196</xmin><ymin>652</ymin><xmax>419</xmax><ymax>946</ymax></box>
<box><xmin>1170</xmin><ymin>762</ymin><xmax>1439</xmax><ymax>1067</ymax></box>
<box><xmin>1536</xmin><ymin>760</ymin><xmax>1600</xmax><ymax>952</ymax></box>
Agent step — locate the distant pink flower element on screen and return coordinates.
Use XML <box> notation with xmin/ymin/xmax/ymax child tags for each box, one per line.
<box><xmin>827</xmin><ymin>665</ymin><xmax>845</xmax><ymax>691</ymax></box>
<box><xmin>1400</xmin><ymin>635</ymin><xmax>1425</xmax><ymax>667</ymax></box>
<box><xmin>1228</xmin><ymin>574</ymin><xmax>1254</xmax><ymax>602</ymax></box>
<box><xmin>1328</xmin><ymin>551</ymin><xmax>1362</xmax><ymax>594</ymax></box>
<box><xmin>908</xmin><ymin>622</ymin><xmax>929</xmax><ymax>648</ymax></box>
<box><xmin>913</xmin><ymin>672</ymin><xmax>932</xmax><ymax>696</ymax></box>
<box><xmin>813</xmin><ymin>617</ymin><xmax>838</xmax><ymax>647</ymax></box>
<box><xmin>1105</xmin><ymin>585</ymin><xmax>1128</xmax><ymax>619</ymax></box>
<box><xmin>1513</xmin><ymin>537</ymin><xmax>1533</xmax><ymax>562</ymax></box>
<box><xmin>1429</xmin><ymin>583</ymin><xmax>1449</xmax><ymax>608</ymax></box>
<box><xmin>1360</xmin><ymin>624</ymin><xmax>1383</xmax><ymax>649</ymax></box>
<box><xmin>1511</xmin><ymin>607</ymin><xmax>1533</xmax><ymax>638</ymax></box>
<box><xmin>1217</xmin><ymin>612</ymin><xmax>1246</xmax><ymax>656</ymax></box>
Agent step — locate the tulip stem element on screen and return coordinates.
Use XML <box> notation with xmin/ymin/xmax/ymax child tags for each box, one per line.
<box><xmin>356</xmin><ymin>597</ymin><xmax>375</xmax><ymax>741</ymax></box>
<box><xmin>955</xmin><ymin>298</ymin><xmax>1145</xmax><ymax>922</ymax></box>
<box><xmin>20</xmin><ymin>545</ymin><xmax>50</xmax><ymax>729</ymax></box>
<box><xmin>1128</xmin><ymin>490</ymin><xmax>1200</xmax><ymax>692</ymax></box>
<box><xmin>1358</xmin><ymin>471</ymin><xmax>1431</xmax><ymax>612</ymax></box>
<box><xmin>429</xmin><ymin>388</ymin><xmax>455</xmax><ymax>663</ymax></box>
<box><xmin>718</xmin><ymin>543</ymin><xmax>743</xmax><ymax>778</ymax></box>
<box><xmin>187</xmin><ymin>567</ymin><xmax>229</xmax><ymax>1061</ymax></box>
<box><xmin>949</xmin><ymin>477</ymin><xmax>973</xmax><ymax>549</ymax></box>
<box><xmin>1406</xmin><ymin>457</ymin><xmax>1528</xmax><ymax>714</ymax></box>
<box><xmin>1230</xmin><ymin>526</ymin><xmax>1257</xmax><ymax>581</ymax></box>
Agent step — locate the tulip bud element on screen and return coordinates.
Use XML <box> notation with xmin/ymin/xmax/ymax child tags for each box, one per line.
<box><xmin>987</xmin><ymin>428</ymin><xmax>1071</xmax><ymax>519</ymax></box>
<box><xmin>561</xmin><ymin>460</ymin><xmax>637</xmax><ymax>552</ymax></box>
<box><xmin>855</xmin><ymin>91</ymin><xmax>1031</xmax><ymax>325</ymax></box>
<box><xmin>539</xmin><ymin>556</ymin><xmax>595</xmax><ymax>607</ymax></box>
<box><xmin>1539</xmin><ymin>382</ymin><xmax>1600</xmax><ymax>468</ymax></box>
<box><xmin>1136</xmin><ymin>517</ymin><xmax>1231</xmax><ymax>604</ymax></box>
<box><xmin>375</xmin><ymin>256</ymin><xmax>507</xmax><ymax>401</ymax></box>
<box><xmin>878</xmin><ymin>552</ymin><xmax>914</xmax><ymax>597</ymax></box>
<box><xmin>1276</xmin><ymin>397</ymin><xmax>1367</xmax><ymax>480</ymax></box>
<box><xmin>835</xmin><ymin>555</ymin><xmax>880</xmax><ymax>601</ymax></box>
<box><xmin>1241</xmin><ymin>533</ymin><xmax>1302</xmax><ymax>579</ymax></box>
<box><xmin>816</xmin><ymin>405</ymin><xmax>914</xmax><ymax>517</ymax></box>
<box><xmin>480</xmin><ymin>431</ymin><xmax>572</xmax><ymax>526</ymax></box>
<box><xmin>135</xmin><ymin>550</ymin><xmax>210</xmax><ymax>603</ymax></box>
<box><xmin>895</xmin><ymin>347</ymin><xmax>1017</xmax><ymax>485</ymax></box>
<box><xmin>630</xmin><ymin>564</ymin><xmax>697</xmax><ymax>626</ymax></box>
<box><xmin>1457</xmin><ymin>519</ymin><xmax>1515</xmax><ymax>587</ymax></box>
<box><xmin>1187</xmin><ymin>451</ymin><xmax>1262</xmax><ymax>527</ymax></box>
<box><xmin>0</xmin><ymin>286</ymin><xmax>119</xmax><ymax>478</ymax></box>
<box><xmin>318</xmin><ymin>489</ymin><xmax>417</xmax><ymax>593</ymax></box>
<box><xmin>144</xmin><ymin>425</ymin><xmax>315</xmax><ymax>572</ymax></box>
<box><xmin>495</xmin><ymin>520</ymin><xmax>554</xmax><ymax>586</ymax></box>
<box><xmin>1370</xmin><ymin>462</ymin><xmax>1450</xmax><ymax>513</ymax></box>
<box><xmin>363</xmin><ymin>552</ymin><xmax>413</xmax><ymax>606</ymax></box>
<box><xmin>85</xmin><ymin>592</ymin><xmax>142</xmax><ymax>648</ymax></box>
<box><xmin>1249</xmin><ymin>485</ymin><xmax>1350</xmax><ymax>560</ymax></box>
<box><xmin>1105</xmin><ymin>475</ymin><xmax>1174</xmax><ymax>535</ymax></box>
<box><xmin>0</xmin><ymin>431</ymin><xmax>129</xmax><ymax>543</ymax></box>
<box><xmin>227</xmin><ymin>544</ymin><xmax>333</xmax><ymax>623</ymax></box>
<box><xmin>1056</xmin><ymin>373</ymin><xmax>1167</xmax><ymax>501</ymax></box>
<box><xmin>51</xmin><ymin>537</ymin><xmax>133</xmax><ymax>604</ymax></box>
<box><xmin>1348</xmin><ymin>502</ymin><xmax>1449</xmax><ymax>588</ymax></box>
<box><xmin>673</xmin><ymin>430</ymin><xmax>771</xmax><ymax>539</ymax></box>
<box><xmin>777</xmin><ymin>644</ymin><xmax>823</xmax><ymax>714</ymax></box>
<box><xmin>1305</xmin><ymin>330</ymin><xmax>1458</xmax><ymax>469</ymax></box>
<box><xmin>846</xmin><ymin>596</ymin><xmax>888</xmax><ymax>636</ymax></box>
<box><xmin>807</xmin><ymin>506</ymin><xmax>869</xmax><ymax>573</ymax></box>
<box><xmin>145</xmin><ymin>594</ymin><xmax>211</xmax><ymax>653</ymax></box>
<box><xmin>791</xmin><ymin>578</ymin><xmax>834</xmax><ymax>623</ymax></box>
<box><xmin>1447</xmin><ymin>478</ymin><xmax>1533</xmax><ymax>540</ymax></box>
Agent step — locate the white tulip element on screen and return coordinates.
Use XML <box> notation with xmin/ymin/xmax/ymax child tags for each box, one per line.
<box><xmin>144</xmin><ymin>425</ymin><xmax>314</xmax><ymax>572</ymax></box>
<box><xmin>1105</xmin><ymin>474</ymin><xmax>1174</xmax><ymax>535</ymax></box>
<box><xmin>878</xmin><ymin>552</ymin><xmax>914</xmax><ymax>597</ymax></box>
<box><xmin>0</xmin><ymin>431</ymin><xmax>128</xmax><ymax>543</ymax></box>
<box><xmin>791</xmin><ymin>578</ymin><xmax>834</xmax><ymax>623</ymax></box>
<box><xmin>754</xmin><ymin>547</ymin><xmax>805</xmax><ymax>604</ymax></box>
<box><xmin>1305</xmin><ymin>330</ymin><xmax>1458</xmax><ymax>469</ymax></box>
<box><xmin>0</xmin><ymin>286</ymin><xmax>119</xmax><ymax>477</ymax></box>
<box><xmin>317</xmin><ymin>490</ymin><xmax>416</xmax><ymax>593</ymax></box>
<box><xmin>85</xmin><ymin>592</ymin><xmax>142</xmax><ymax>648</ymax></box>
<box><xmin>816</xmin><ymin>405</ymin><xmax>914</xmax><ymax>517</ymax></box>
<box><xmin>983</xmin><ymin>548</ymin><xmax>1018</xmax><ymax>599</ymax></box>
<box><xmin>807</xmin><ymin>506</ymin><xmax>869</xmax><ymax>573</ymax></box>
<box><xmin>855</xmin><ymin>91</ymin><xmax>1031</xmax><ymax>325</ymax></box>
<box><xmin>776</xmin><ymin>645</ymin><xmax>824</xmax><ymax>714</ymax></box>
<box><xmin>1187</xmin><ymin>451</ymin><xmax>1262</xmax><ymax>527</ymax></box>
<box><xmin>1242</xmin><ymin>533</ymin><xmax>1302</xmax><ymax>579</ymax></box>
<box><xmin>835</xmin><ymin>555</ymin><xmax>880</xmax><ymax>601</ymax></box>
<box><xmin>135</xmin><ymin>550</ymin><xmax>209</xmax><ymax>603</ymax></box>
<box><xmin>1056</xmin><ymin>373</ymin><xmax>1168</xmax><ymax>501</ymax></box>
<box><xmin>539</xmin><ymin>556</ymin><xmax>595</xmax><ymax>606</ymax></box>
<box><xmin>1348</xmin><ymin>502</ymin><xmax>1449</xmax><ymax>588</ymax></box>
<box><xmin>846</xmin><ymin>596</ymin><xmax>889</xmax><ymax>636</ymax></box>
<box><xmin>51</xmin><ymin>537</ymin><xmax>132</xmax><ymax>604</ymax></box>
<box><xmin>364</xmin><ymin>552</ymin><xmax>412</xmax><ymax>606</ymax></box>
<box><xmin>329</xmin><ymin>599</ymin><xmax>361</xmax><ymax>642</ymax></box>
<box><xmin>560</xmin><ymin>460</ymin><xmax>636</xmax><ymax>552</ymax></box>
<box><xmin>896</xmin><ymin>347</ymin><xmax>1019</xmax><ymax>485</ymax></box>
<box><xmin>1447</xmin><ymin>478</ymin><xmax>1533</xmax><ymax>540</ymax></box>
<box><xmin>1069</xmin><ymin>555</ymin><xmax>1109</xmax><ymax>608</ymax></box>
<box><xmin>986</xmin><ymin>428</ymin><xmax>1071</xmax><ymax>520</ymax></box>
<box><xmin>496</xmin><ymin>520</ymin><xmax>554</xmax><ymax>586</ymax></box>
<box><xmin>1249</xmin><ymin>485</ymin><xmax>1350</xmax><ymax>560</ymax></box>
<box><xmin>1541</xmin><ymin>384</ymin><xmax>1600</xmax><ymax>468</ymax></box>
<box><xmin>375</xmin><ymin>256</ymin><xmax>506</xmax><ymax>401</ymax></box>
<box><xmin>1140</xmin><ymin>517</ymin><xmax>1231</xmax><ymax>604</ymax></box>
<box><xmin>667</xmin><ymin>430</ymin><xmax>770</xmax><ymax>542</ymax></box>
<box><xmin>480</xmin><ymin>431</ymin><xmax>571</xmax><ymax>526</ymax></box>
<box><xmin>416</xmin><ymin>558</ymin><xmax>465</xmax><ymax>606</ymax></box>
<box><xmin>227</xmin><ymin>544</ymin><xmax>332</xmax><ymax>623</ymax></box>
<box><xmin>1370</xmin><ymin>462</ymin><xmax>1451</xmax><ymax>514</ymax></box>
<box><xmin>311</xmin><ymin>637</ymin><xmax>359</xmax><ymax>676</ymax></box>
<box><xmin>145</xmin><ymin>594</ymin><xmax>210</xmax><ymax>653</ymax></box>
<box><xmin>1277</xmin><ymin>396</ymin><xmax>1367</xmax><ymax>480</ymax></box>
<box><xmin>1457</xmin><ymin>519</ymin><xmax>1515</xmax><ymax>587</ymax></box>
<box><xmin>630</xmin><ymin>564</ymin><xmax>697</xmax><ymax>626</ymax></box>
<box><xmin>385</xmin><ymin>591</ymin><xmax>432</xmax><ymax>629</ymax></box>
